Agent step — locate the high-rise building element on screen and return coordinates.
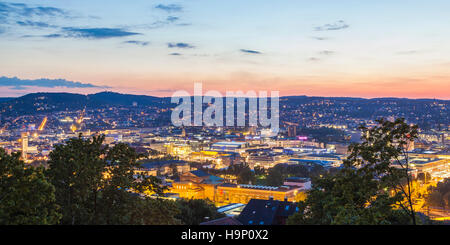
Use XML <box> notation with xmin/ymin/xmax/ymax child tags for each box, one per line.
<box><xmin>21</xmin><ymin>132</ymin><xmax>28</xmax><ymax>160</ymax></box>
<box><xmin>287</xmin><ymin>125</ymin><xmax>297</xmax><ymax>138</ymax></box>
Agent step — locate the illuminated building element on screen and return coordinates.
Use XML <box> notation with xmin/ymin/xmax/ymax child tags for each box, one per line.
<box><xmin>287</xmin><ymin>125</ymin><xmax>297</xmax><ymax>138</ymax></box>
<box><xmin>134</xmin><ymin>168</ymin><xmax>158</xmax><ymax>177</ymax></box>
<box><xmin>318</xmin><ymin>124</ymin><xmax>347</xmax><ymax>129</ymax></box>
<box><xmin>28</xmin><ymin>124</ymin><xmax>36</xmax><ymax>131</ymax></box>
<box><xmin>171</xmin><ymin>170</ymin><xmax>304</xmax><ymax>205</ymax></box>
<box><xmin>172</xmin><ymin>170</ymin><xmax>224</xmax><ymax>200</ymax></box>
<box><xmin>190</xmin><ymin>150</ymin><xmax>219</xmax><ymax>162</ymax></box>
<box><xmin>148</xmin><ymin>142</ymin><xmax>166</xmax><ymax>152</ymax></box>
<box><xmin>134</xmin><ymin>160</ymin><xmax>191</xmax><ymax>177</ymax></box>
<box><xmin>190</xmin><ymin>150</ymin><xmax>242</xmax><ymax>168</ymax></box>
<box><xmin>283</xmin><ymin>177</ymin><xmax>311</xmax><ymax>189</ymax></box>
<box><xmin>287</xmin><ymin>152</ymin><xmax>344</xmax><ymax>168</ymax></box>
<box><xmin>21</xmin><ymin>132</ymin><xmax>28</xmax><ymax>160</ymax></box>
<box><xmin>327</xmin><ymin>143</ymin><xmax>350</xmax><ymax>154</ymax></box>
<box><xmin>165</xmin><ymin>143</ymin><xmax>192</xmax><ymax>158</ymax></box>
<box><xmin>218</xmin><ymin>152</ymin><xmax>242</xmax><ymax>167</ymax></box>
<box><xmin>248</xmin><ymin>155</ymin><xmax>274</xmax><ymax>168</ymax></box>
<box><xmin>409</xmin><ymin>158</ymin><xmax>450</xmax><ymax>179</ymax></box>
<box><xmin>210</xmin><ymin>141</ymin><xmax>248</xmax><ymax>152</ymax></box>
<box><xmin>216</xmin><ymin>203</ymin><xmax>246</xmax><ymax>217</ymax></box>
<box><xmin>268</xmin><ymin>139</ymin><xmax>323</xmax><ymax>148</ymax></box>
<box><xmin>215</xmin><ymin>184</ymin><xmax>301</xmax><ymax>205</ymax></box>
<box><xmin>59</xmin><ymin>116</ymin><xmax>74</xmax><ymax>123</ymax></box>
<box><xmin>26</xmin><ymin>146</ymin><xmax>39</xmax><ymax>154</ymax></box>
<box><xmin>409</xmin><ymin>152</ymin><xmax>450</xmax><ymax>160</ymax></box>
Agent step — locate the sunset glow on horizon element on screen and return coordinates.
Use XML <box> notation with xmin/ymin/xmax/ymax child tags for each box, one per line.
<box><xmin>1</xmin><ymin>0</ymin><xmax>449</xmax><ymax>99</ymax></box>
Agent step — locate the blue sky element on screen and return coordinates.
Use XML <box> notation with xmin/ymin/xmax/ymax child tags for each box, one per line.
<box><xmin>0</xmin><ymin>0</ymin><xmax>449</xmax><ymax>98</ymax></box>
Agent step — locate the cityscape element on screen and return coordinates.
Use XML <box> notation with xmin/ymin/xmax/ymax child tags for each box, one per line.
<box><xmin>0</xmin><ymin>0</ymin><xmax>450</xmax><ymax>234</ymax></box>
<box><xmin>0</xmin><ymin>91</ymin><xmax>449</xmax><ymax>225</ymax></box>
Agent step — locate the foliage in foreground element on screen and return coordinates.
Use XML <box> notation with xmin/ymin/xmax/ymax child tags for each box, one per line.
<box><xmin>0</xmin><ymin>135</ymin><xmax>230</xmax><ymax>225</ymax></box>
<box><xmin>46</xmin><ymin>134</ymin><xmax>179</xmax><ymax>225</ymax></box>
<box><xmin>0</xmin><ymin>148</ymin><xmax>61</xmax><ymax>225</ymax></box>
<box><xmin>175</xmin><ymin>198</ymin><xmax>225</xmax><ymax>225</ymax></box>
<box><xmin>288</xmin><ymin>118</ymin><xmax>420</xmax><ymax>225</ymax></box>
<box><xmin>426</xmin><ymin>178</ymin><xmax>450</xmax><ymax>209</ymax></box>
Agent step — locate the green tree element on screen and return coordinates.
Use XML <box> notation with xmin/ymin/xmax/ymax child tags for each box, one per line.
<box><xmin>95</xmin><ymin>142</ymin><xmax>167</xmax><ymax>224</ymax></box>
<box><xmin>264</xmin><ymin>163</ymin><xmax>326</xmax><ymax>187</ymax></box>
<box><xmin>288</xmin><ymin>118</ymin><xmax>419</xmax><ymax>225</ymax></box>
<box><xmin>265</xmin><ymin>165</ymin><xmax>284</xmax><ymax>186</ymax></box>
<box><xmin>47</xmin><ymin>134</ymin><xmax>174</xmax><ymax>225</ymax></box>
<box><xmin>236</xmin><ymin>164</ymin><xmax>255</xmax><ymax>184</ymax></box>
<box><xmin>426</xmin><ymin>178</ymin><xmax>450</xmax><ymax>209</ymax></box>
<box><xmin>47</xmin><ymin>134</ymin><xmax>105</xmax><ymax>224</ymax></box>
<box><xmin>175</xmin><ymin>198</ymin><xmax>224</xmax><ymax>225</ymax></box>
<box><xmin>0</xmin><ymin>148</ymin><xmax>61</xmax><ymax>224</ymax></box>
<box><xmin>133</xmin><ymin>198</ymin><xmax>181</xmax><ymax>225</ymax></box>
<box><xmin>254</xmin><ymin>166</ymin><xmax>266</xmax><ymax>176</ymax></box>
<box><xmin>426</xmin><ymin>192</ymin><xmax>445</xmax><ymax>208</ymax></box>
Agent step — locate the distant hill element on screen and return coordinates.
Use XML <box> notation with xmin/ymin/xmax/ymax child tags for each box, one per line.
<box><xmin>0</xmin><ymin>98</ymin><xmax>14</xmax><ymax>103</ymax></box>
<box><xmin>0</xmin><ymin>92</ymin><xmax>171</xmax><ymax>117</ymax></box>
<box><xmin>0</xmin><ymin>92</ymin><xmax>448</xmax><ymax>129</ymax></box>
<box><xmin>88</xmin><ymin>91</ymin><xmax>170</xmax><ymax>107</ymax></box>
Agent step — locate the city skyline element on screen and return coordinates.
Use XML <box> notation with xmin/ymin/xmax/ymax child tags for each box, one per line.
<box><xmin>0</xmin><ymin>1</ymin><xmax>449</xmax><ymax>229</ymax></box>
<box><xmin>1</xmin><ymin>0</ymin><xmax>450</xmax><ymax>99</ymax></box>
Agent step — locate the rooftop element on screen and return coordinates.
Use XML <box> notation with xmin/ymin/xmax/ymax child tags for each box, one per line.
<box><xmin>220</xmin><ymin>183</ymin><xmax>296</xmax><ymax>192</ymax></box>
<box><xmin>212</xmin><ymin>141</ymin><xmax>247</xmax><ymax>146</ymax></box>
<box><xmin>138</xmin><ymin>159</ymin><xmax>186</xmax><ymax>169</ymax></box>
<box><xmin>217</xmin><ymin>203</ymin><xmax>246</xmax><ymax>213</ymax></box>
<box><xmin>200</xmin><ymin>216</ymin><xmax>242</xmax><ymax>225</ymax></box>
<box><xmin>237</xmin><ymin>199</ymin><xmax>298</xmax><ymax>225</ymax></box>
<box><xmin>190</xmin><ymin>169</ymin><xmax>210</xmax><ymax>177</ymax></box>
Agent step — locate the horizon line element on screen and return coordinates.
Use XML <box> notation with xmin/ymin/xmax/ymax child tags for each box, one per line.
<box><xmin>1</xmin><ymin>90</ymin><xmax>448</xmax><ymax>101</ymax></box>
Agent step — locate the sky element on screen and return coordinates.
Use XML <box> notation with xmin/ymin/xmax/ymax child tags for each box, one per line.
<box><xmin>0</xmin><ymin>0</ymin><xmax>449</xmax><ymax>99</ymax></box>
